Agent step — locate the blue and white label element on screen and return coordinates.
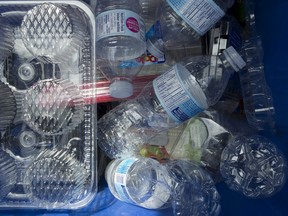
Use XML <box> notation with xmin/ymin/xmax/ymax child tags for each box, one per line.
<box><xmin>96</xmin><ymin>9</ymin><xmax>146</xmax><ymax>42</ymax></box>
<box><xmin>167</xmin><ymin>0</ymin><xmax>225</xmax><ymax>35</ymax></box>
<box><xmin>114</xmin><ymin>158</ymin><xmax>138</xmax><ymax>204</ymax></box>
<box><xmin>153</xmin><ymin>64</ymin><xmax>206</xmax><ymax>123</ymax></box>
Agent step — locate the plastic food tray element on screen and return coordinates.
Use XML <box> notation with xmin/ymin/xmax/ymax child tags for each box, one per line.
<box><xmin>0</xmin><ymin>0</ymin><xmax>97</xmax><ymax>212</ymax></box>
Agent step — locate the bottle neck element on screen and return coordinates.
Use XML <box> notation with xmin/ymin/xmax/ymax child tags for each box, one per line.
<box><xmin>219</xmin><ymin>53</ymin><xmax>236</xmax><ymax>74</ymax></box>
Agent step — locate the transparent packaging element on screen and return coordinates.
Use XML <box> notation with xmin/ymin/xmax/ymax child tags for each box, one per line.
<box><xmin>0</xmin><ymin>0</ymin><xmax>97</xmax><ymax>211</ymax></box>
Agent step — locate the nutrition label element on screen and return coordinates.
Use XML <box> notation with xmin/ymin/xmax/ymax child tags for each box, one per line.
<box><xmin>167</xmin><ymin>0</ymin><xmax>225</xmax><ymax>35</ymax></box>
<box><xmin>153</xmin><ymin>64</ymin><xmax>206</xmax><ymax>123</ymax></box>
<box><xmin>114</xmin><ymin>158</ymin><xmax>138</xmax><ymax>204</ymax></box>
<box><xmin>96</xmin><ymin>9</ymin><xmax>145</xmax><ymax>42</ymax></box>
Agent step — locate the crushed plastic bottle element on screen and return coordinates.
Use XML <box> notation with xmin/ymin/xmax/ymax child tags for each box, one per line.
<box><xmin>220</xmin><ymin>135</ymin><xmax>287</xmax><ymax>198</ymax></box>
<box><xmin>97</xmin><ymin>46</ymin><xmax>245</xmax><ymax>159</ymax></box>
<box><xmin>167</xmin><ymin>160</ymin><xmax>221</xmax><ymax>216</ymax></box>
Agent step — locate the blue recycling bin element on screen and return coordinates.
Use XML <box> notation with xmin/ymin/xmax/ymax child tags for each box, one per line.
<box><xmin>94</xmin><ymin>0</ymin><xmax>288</xmax><ymax>216</ymax></box>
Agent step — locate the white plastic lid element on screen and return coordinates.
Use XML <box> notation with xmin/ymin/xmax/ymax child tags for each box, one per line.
<box><xmin>109</xmin><ymin>80</ymin><xmax>133</xmax><ymax>99</ymax></box>
<box><xmin>223</xmin><ymin>46</ymin><xmax>246</xmax><ymax>72</ymax></box>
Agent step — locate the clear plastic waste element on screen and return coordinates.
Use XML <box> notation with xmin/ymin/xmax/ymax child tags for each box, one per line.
<box><xmin>22</xmin><ymin>79</ymin><xmax>85</xmax><ymax>135</ymax></box>
<box><xmin>167</xmin><ymin>160</ymin><xmax>221</xmax><ymax>216</ymax></box>
<box><xmin>0</xmin><ymin>150</ymin><xmax>17</xmax><ymax>201</ymax></box>
<box><xmin>0</xmin><ymin>81</ymin><xmax>17</xmax><ymax>131</ymax></box>
<box><xmin>146</xmin><ymin>0</ymin><xmax>235</xmax><ymax>58</ymax></box>
<box><xmin>165</xmin><ymin>117</ymin><xmax>233</xmax><ymax>182</ymax></box>
<box><xmin>98</xmin><ymin>46</ymin><xmax>245</xmax><ymax>159</ymax></box>
<box><xmin>105</xmin><ymin>157</ymin><xmax>172</xmax><ymax>209</ymax></box>
<box><xmin>0</xmin><ymin>1</ymin><xmax>97</xmax><ymax>211</ymax></box>
<box><xmin>139</xmin><ymin>0</ymin><xmax>163</xmax><ymax>28</ymax></box>
<box><xmin>220</xmin><ymin>135</ymin><xmax>287</xmax><ymax>198</ymax></box>
<box><xmin>0</xmin><ymin>17</ymin><xmax>15</xmax><ymax>63</ymax></box>
<box><xmin>23</xmin><ymin>148</ymin><xmax>89</xmax><ymax>208</ymax></box>
<box><xmin>96</xmin><ymin>0</ymin><xmax>146</xmax><ymax>98</ymax></box>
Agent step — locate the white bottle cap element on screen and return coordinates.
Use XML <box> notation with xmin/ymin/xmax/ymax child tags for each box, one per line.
<box><xmin>109</xmin><ymin>79</ymin><xmax>133</xmax><ymax>99</ymax></box>
<box><xmin>223</xmin><ymin>46</ymin><xmax>246</xmax><ymax>72</ymax></box>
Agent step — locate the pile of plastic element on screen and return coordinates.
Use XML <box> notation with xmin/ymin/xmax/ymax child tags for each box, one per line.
<box><xmin>94</xmin><ymin>0</ymin><xmax>287</xmax><ymax>215</ymax></box>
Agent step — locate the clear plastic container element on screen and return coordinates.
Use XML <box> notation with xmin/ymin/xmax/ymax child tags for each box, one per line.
<box><xmin>0</xmin><ymin>0</ymin><xmax>97</xmax><ymax>212</ymax></box>
<box><xmin>95</xmin><ymin>0</ymin><xmax>147</xmax><ymax>99</ymax></box>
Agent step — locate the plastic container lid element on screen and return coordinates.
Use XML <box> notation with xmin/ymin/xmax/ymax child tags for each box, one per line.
<box><xmin>223</xmin><ymin>46</ymin><xmax>246</xmax><ymax>72</ymax></box>
<box><xmin>109</xmin><ymin>80</ymin><xmax>133</xmax><ymax>99</ymax></box>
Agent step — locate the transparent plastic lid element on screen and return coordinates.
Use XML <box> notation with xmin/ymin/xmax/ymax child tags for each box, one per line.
<box><xmin>0</xmin><ymin>0</ymin><xmax>97</xmax><ymax>212</ymax></box>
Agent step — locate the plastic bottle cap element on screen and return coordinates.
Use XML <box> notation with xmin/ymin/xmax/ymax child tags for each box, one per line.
<box><xmin>109</xmin><ymin>80</ymin><xmax>133</xmax><ymax>99</ymax></box>
<box><xmin>146</xmin><ymin>39</ymin><xmax>165</xmax><ymax>59</ymax></box>
<box><xmin>223</xmin><ymin>46</ymin><xmax>246</xmax><ymax>72</ymax></box>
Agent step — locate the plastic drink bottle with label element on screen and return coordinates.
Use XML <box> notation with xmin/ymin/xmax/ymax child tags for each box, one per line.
<box><xmin>105</xmin><ymin>157</ymin><xmax>172</xmax><ymax>209</ymax></box>
<box><xmin>146</xmin><ymin>0</ymin><xmax>235</xmax><ymax>58</ymax></box>
<box><xmin>97</xmin><ymin>46</ymin><xmax>246</xmax><ymax>159</ymax></box>
<box><xmin>220</xmin><ymin>135</ymin><xmax>287</xmax><ymax>198</ymax></box>
<box><xmin>96</xmin><ymin>0</ymin><xmax>147</xmax><ymax>98</ymax></box>
<box><xmin>167</xmin><ymin>160</ymin><xmax>221</xmax><ymax>216</ymax></box>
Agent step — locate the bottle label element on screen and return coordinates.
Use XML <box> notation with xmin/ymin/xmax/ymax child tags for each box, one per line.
<box><xmin>153</xmin><ymin>64</ymin><xmax>206</xmax><ymax>123</ymax></box>
<box><xmin>96</xmin><ymin>9</ymin><xmax>146</xmax><ymax>42</ymax></box>
<box><xmin>114</xmin><ymin>158</ymin><xmax>138</xmax><ymax>204</ymax></box>
<box><xmin>166</xmin><ymin>0</ymin><xmax>225</xmax><ymax>35</ymax></box>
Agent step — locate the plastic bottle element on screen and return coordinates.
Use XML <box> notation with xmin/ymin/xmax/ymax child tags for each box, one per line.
<box><xmin>220</xmin><ymin>135</ymin><xmax>287</xmax><ymax>198</ymax></box>
<box><xmin>105</xmin><ymin>157</ymin><xmax>172</xmax><ymax>209</ymax></box>
<box><xmin>98</xmin><ymin>46</ymin><xmax>245</xmax><ymax>159</ymax></box>
<box><xmin>139</xmin><ymin>0</ymin><xmax>163</xmax><ymax>28</ymax></box>
<box><xmin>239</xmin><ymin>37</ymin><xmax>275</xmax><ymax>131</ymax></box>
<box><xmin>166</xmin><ymin>160</ymin><xmax>221</xmax><ymax>216</ymax></box>
<box><xmin>96</xmin><ymin>0</ymin><xmax>146</xmax><ymax>98</ymax></box>
<box><xmin>146</xmin><ymin>0</ymin><xmax>235</xmax><ymax>58</ymax></box>
<box><xmin>164</xmin><ymin>116</ymin><xmax>233</xmax><ymax>182</ymax></box>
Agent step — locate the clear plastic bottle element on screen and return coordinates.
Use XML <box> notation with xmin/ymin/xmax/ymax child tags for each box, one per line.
<box><xmin>98</xmin><ymin>46</ymin><xmax>245</xmax><ymax>159</ymax></box>
<box><xmin>139</xmin><ymin>0</ymin><xmax>163</xmax><ymax>28</ymax></box>
<box><xmin>167</xmin><ymin>160</ymin><xmax>221</xmax><ymax>216</ymax></box>
<box><xmin>105</xmin><ymin>157</ymin><xmax>172</xmax><ymax>209</ymax></box>
<box><xmin>146</xmin><ymin>0</ymin><xmax>235</xmax><ymax>58</ymax></box>
<box><xmin>165</xmin><ymin>116</ymin><xmax>233</xmax><ymax>182</ymax></box>
<box><xmin>220</xmin><ymin>135</ymin><xmax>287</xmax><ymax>198</ymax></box>
<box><xmin>96</xmin><ymin>0</ymin><xmax>147</xmax><ymax>98</ymax></box>
<box><xmin>239</xmin><ymin>37</ymin><xmax>276</xmax><ymax>131</ymax></box>
<box><xmin>96</xmin><ymin>0</ymin><xmax>146</xmax><ymax>61</ymax></box>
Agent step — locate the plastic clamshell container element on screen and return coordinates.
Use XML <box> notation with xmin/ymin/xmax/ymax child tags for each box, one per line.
<box><xmin>0</xmin><ymin>0</ymin><xmax>97</xmax><ymax>211</ymax></box>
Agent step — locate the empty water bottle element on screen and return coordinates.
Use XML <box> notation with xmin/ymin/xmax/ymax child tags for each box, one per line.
<box><xmin>146</xmin><ymin>0</ymin><xmax>235</xmax><ymax>58</ymax></box>
<box><xmin>139</xmin><ymin>0</ymin><xmax>163</xmax><ymax>28</ymax></box>
<box><xmin>239</xmin><ymin>37</ymin><xmax>275</xmax><ymax>131</ymax></box>
<box><xmin>98</xmin><ymin>46</ymin><xmax>245</xmax><ymax>159</ymax></box>
<box><xmin>96</xmin><ymin>0</ymin><xmax>146</xmax><ymax>98</ymax></box>
<box><xmin>167</xmin><ymin>160</ymin><xmax>221</xmax><ymax>216</ymax></box>
<box><xmin>220</xmin><ymin>135</ymin><xmax>287</xmax><ymax>198</ymax></box>
<box><xmin>105</xmin><ymin>157</ymin><xmax>172</xmax><ymax>209</ymax></box>
<box><xmin>165</xmin><ymin>116</ymin><xmax>232</xmax><ymax>182</ymax></box>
